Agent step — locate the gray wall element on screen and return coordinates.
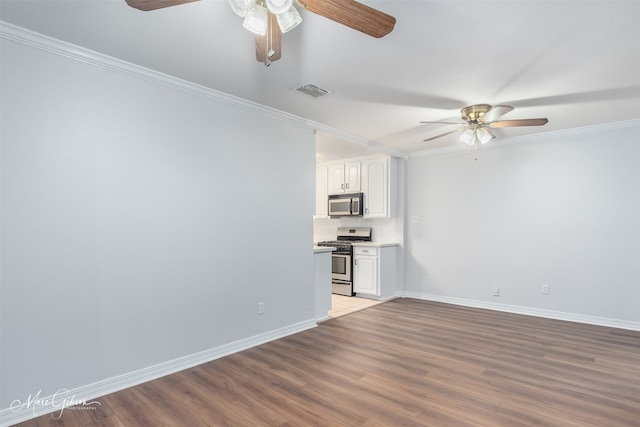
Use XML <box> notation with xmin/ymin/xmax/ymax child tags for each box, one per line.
<box><xmin>0</xmin><ymin>35</ymin><xmax>316</xmax><ymax>410</ymax></box>
<box><xmin>405</xmin><ymin>123</ymin><xmax>640</xmax><ymax>326</ymax></box>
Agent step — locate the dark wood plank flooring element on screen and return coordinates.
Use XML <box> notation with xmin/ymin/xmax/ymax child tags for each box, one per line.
<box><xmin>13</xmin><ymin>298</ymin><xmax>640</xmax><ymax>426</ymax></box>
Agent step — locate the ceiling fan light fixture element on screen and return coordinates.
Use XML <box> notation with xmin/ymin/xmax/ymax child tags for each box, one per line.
<box><xmin>460</xmin><ymin>129</ymin><xmax>475</xmax><ymax>145</ymax></box>
<box><xmin>229</xmin><ymin>0</ymin><xmax>257</xmax><ymax>17</ymax></box>
<box><xmin>265</xmin><ymin>0</ymin><xmax>292</xmax><ymax>15</ymax></box>
<box><xmin>276</xmin><ymin>6</ymin><xmax>302</xmax><ymax>33</ymax></box>
<box><xmin>243</xmin><ymin>3</ymin><xmax>269</xmax><ymax>35</ymax></box>
<box><xmin>422</xmin><ymin>104</ymin><xmax>548</xmax><ymax>148</ymax></box>
<box><xmin>476</xmin><ymin>127</ymin><xmax>494</xmax><ymax>144</ymax></box>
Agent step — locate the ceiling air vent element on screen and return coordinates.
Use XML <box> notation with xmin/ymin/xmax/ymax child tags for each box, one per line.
<box><xmin>293</xmin><ymin>82</ymin><xmax>333</xmax><ymax>98</ymax></box>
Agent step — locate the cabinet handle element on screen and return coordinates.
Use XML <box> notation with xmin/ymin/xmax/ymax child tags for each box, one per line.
<box><xmin>341</xmin><ymin>183</ymin><xmax>344</xmax><ymax>189</ymax></box>
<box><xmin>346</xmin><ymin>183</ymin><xmax>349</xmax><ymax>189</ymax></box>
<box><xmin>354</xmin><ymin>259</ymin><xmax>358</xmax><ymax>265</ymax></box>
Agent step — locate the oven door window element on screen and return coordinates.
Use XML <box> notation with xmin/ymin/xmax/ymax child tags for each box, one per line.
<box><xmin>332</xmin><ymin>256</ymin><xmax>347</xmax><ymax>275</ymax></box>
<box><xmin>331</xmin><ymin>254</ymin><xmax>351</xmax><ymax>281</ymax></box>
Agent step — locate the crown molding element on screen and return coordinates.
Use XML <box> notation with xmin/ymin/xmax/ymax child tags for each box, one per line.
<box><xmin>4</xmin><ymin>21</ymin><xmax>635</xmax><ymax>162</ymax></box>
<box><xmin>408</xmin><ymin>118</ymin><xmax>640</xmax><ymax>159</ymax></box>
<box><xmin>0</xmin><ymin>21</ymin><xmax>401</xmax><ymax>156</ymax></box>
<box><xmin>312</xmin><ymin>124</ymin><xmax>408</xmax><ymax>159</ymax></box>
<box><xmin>0</xmin><ymin>21</ymin><xmax>311</xmax><ymax>125</ymax></box>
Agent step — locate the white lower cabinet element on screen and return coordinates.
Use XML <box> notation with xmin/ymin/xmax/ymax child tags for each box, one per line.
<box><xmin>353</xmin><ymin>246</ymin><xmax>397</xmax><ymax>299</ymax></box>
<box><xmin>354</xmin><ymin>250</ymin><xmax>378</xmax><ymax>295</ymax></box>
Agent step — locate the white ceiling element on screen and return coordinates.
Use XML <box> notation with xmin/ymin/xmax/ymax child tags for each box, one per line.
<box><xmin>1</xmin><ymin>0</ymin><xmax>639</xmax><ymax>162</ymax></box>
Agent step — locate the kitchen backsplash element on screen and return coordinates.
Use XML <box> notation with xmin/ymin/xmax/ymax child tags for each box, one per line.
<box><xmin>313</xmin><ymin>216</ymin><xmax>403</xmax><ymax>245</ymax></box>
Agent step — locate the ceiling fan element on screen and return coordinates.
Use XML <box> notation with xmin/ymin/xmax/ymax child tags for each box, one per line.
<box><xmin>124</xmin><ymin>0</ymin><xmax>396</xmax><ymax>66</ymax></box>
<box><xmin>421</xmin><ymin>104</ymin><xmax>548</xmax><ymax>145</ymax></box>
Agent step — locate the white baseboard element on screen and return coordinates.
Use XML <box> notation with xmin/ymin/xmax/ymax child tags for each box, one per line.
<box><xmin>0</xmin><ymin>319</ymin><xmax>317</xmax><ymax>427</ymax></box>
<box><xmin>403</xmin><ymin>291</ymin><xmax>640</xmax><ymax>331</ymax></box>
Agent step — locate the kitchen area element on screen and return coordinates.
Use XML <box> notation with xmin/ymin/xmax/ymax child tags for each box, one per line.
<box><xmin>313</xmin><ymin>150</ymin><xmax>404</xmax><ymax>320</ymax></box>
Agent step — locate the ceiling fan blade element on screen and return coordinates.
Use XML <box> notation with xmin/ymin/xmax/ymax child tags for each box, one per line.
<box><xmin>420</xmin><ymin>121</ymin><xmax>465</xmax><ymax>125</ymax></box>
<box><xmin>124</xmin><ymin>0</ymin><xmax>199</xmax><ymax>11</ymax></box>
<box><xmin>256</xmin><ymin>13</ymin><xmax>282</xmax><ymax>63</ymax></box>
<box><xmin>489</xmin><ymin>118</ymin><xmax>549</xmax><ymax>128</ymax></box>
<box><xmin>480</xmin><ymin>105</ymin><xmax>514</xmax><ymax>123</ymax></box>
<box><xmin>297</xmin><ymin>0</ymin><xmax>396</xmax><ymax>38</ymax></box>
<box><xmin>423</xmin><ymin>128</ymin><xmax>463</xmax><ymax>142</ymax></box>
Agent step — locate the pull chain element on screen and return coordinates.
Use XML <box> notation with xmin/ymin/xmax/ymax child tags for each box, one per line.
<box><xmin>467</xmin><ymin>142</ymin><xmax>479</xmax><ymax>161</ymax></box>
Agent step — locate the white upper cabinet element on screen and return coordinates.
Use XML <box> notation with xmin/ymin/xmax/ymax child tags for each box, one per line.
<box><xmin>328</xmin><ymin>163</ymin><xmax>345</xmax><ymax>194</ymax></box>
<box><xmin>362</xmin><ymin>157</ymin><xmax>388</xmax><ymax>218</ymax></box>
<box><xmin>345</xmin><ymin>161</ymin><xmax>361</xmax><ymax>192</ymax></box>
<box><xmin>362</xmin><ymin>156</ymin><xmax>397</xmax><ymax>218</ymax></box>
<box><xmin>328</xmin><ymin>161</ymin><xmax>361</xmax><ymax>194</ymax></box>
<box><xmin>320</xmin><ymin>156</ymin><xmax>396</xmax><ymax>217</ymax></box>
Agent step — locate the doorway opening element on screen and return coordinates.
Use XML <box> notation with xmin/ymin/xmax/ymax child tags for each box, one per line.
<box><xmin>328</xmin><ymin>294</ymin><xmax>383</xmax><ymax>318</ymax></box>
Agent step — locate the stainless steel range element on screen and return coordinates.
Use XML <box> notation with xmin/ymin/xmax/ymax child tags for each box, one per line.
<box><xmin>317</xmin><ymin>227</ymin><xmax>372</xmax><ymax>296</ymax></box>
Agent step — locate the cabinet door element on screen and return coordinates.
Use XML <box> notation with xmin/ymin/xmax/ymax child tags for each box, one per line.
<box><xmin>315</xmin><ymin>166</ymin><xmax>328</xmax><ymax>218</ymax></box>
<box><xmin>354</xmin><ymin>256</ymin><xmax>377</xmax><ymax>295</ymax></box>
<box><xmin>344</xmin><ymin>161</ymin><xmax>361</xmax><ymax>192</ymax></box>
<box><xmin>328</xmin><ymin>164</ymin><xmax>346</xmax><ymax>194</ymax></box>
<box><xmin>362</xmin><ymin>158</ymin><xmax>388</xmax><ymax>218</ymax></box>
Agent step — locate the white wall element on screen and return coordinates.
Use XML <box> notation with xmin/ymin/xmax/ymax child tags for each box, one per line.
<box><xmin>0</xmin><ymin>33</ymin><xmax>316</xmax><ymax>412</ymax></box>
<box><xmin>405</xmin><ymin>123</ymin><xmax>640</xmax><ymax>327</ymax></box>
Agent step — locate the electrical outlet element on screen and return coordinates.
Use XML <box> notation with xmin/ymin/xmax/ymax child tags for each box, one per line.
<box><xmin>541</xmin><ymin>284</ymin><xmax>550</xmax><ymax>295</ymax></box>
<box><xmin>491</xmin><ymin>287</ymin><xmax>500</xmax><ymax>297</ymax></box>
<box><xmin>258</xmin><ymin>302</ymin><xmax>265</xmax><ymax>315</ymax></box>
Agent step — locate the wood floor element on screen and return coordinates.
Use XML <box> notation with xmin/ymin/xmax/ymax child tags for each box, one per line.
<box><xmin>15</xmin><ymin>298</ymin><xmax>640</xmax><ymax>426</ymax></box>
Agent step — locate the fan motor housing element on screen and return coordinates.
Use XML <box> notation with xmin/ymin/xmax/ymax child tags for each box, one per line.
<box><xmin>461</xmin><ymin>104</ymin><xmax>492</xmax><ymax>122</ymax></box>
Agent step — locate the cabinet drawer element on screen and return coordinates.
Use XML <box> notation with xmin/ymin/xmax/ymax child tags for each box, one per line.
<box><xmin>354</xmin><ymin>247</ymin><xmax>378</xmax><ymax>256</ymax></box>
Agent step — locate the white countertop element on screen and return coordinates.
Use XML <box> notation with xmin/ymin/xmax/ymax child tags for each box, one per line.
<box><xmin>351</xmin><ymin>242</ymin><xmax>399</xmax><ymax>248</ymax></box>
<box><xmin>313</xmin><ymin>246</ymin><xmax>336</xmax><ymax>253</ymax></box>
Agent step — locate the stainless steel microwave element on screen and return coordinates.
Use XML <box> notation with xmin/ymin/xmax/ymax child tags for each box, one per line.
<box><xmin>328</xmin><ymin>193</ymin><xmax>364</xmax><ymax>217</ymax></box>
